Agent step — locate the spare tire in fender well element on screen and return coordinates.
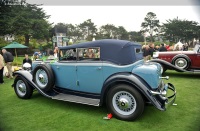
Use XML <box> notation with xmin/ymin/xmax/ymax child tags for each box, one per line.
<box><xmin>32</xmin><ymin>64</ymin><xmax>55</xmax><ymax>92</ymax></box>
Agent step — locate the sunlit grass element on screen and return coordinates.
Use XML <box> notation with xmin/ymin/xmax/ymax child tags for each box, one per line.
<box><xmin>0</xmin><ymin>70</ymin><xmax>199</xmax><ymax>131</ymax></box>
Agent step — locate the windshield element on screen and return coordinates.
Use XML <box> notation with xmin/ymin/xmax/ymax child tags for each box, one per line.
<box><xmin>193</xmin><ymin>44</ymin><xmax>200</xmax><ymax>52</ymax></box>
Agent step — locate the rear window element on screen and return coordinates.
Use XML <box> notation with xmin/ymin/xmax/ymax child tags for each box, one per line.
<box><xmin>77</xmin><ymin>47</ymin><xmax>100</xmax><ymax>61</ymax></box>
<box><xmin>135</xmin><ymin>48</ymin><xmax>143</xmax><ymax>53</ymax></box>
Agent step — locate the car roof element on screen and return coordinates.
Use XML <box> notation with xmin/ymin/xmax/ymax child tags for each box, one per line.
<box><xmin>58</xmin><ymin>39</ymin><xmax>143</xmax><ymax>65</ymax></box>
<box><xmin>59</xmin><ymin>39</ymin><xmax>141</xmax><ymax>50</ymax></box>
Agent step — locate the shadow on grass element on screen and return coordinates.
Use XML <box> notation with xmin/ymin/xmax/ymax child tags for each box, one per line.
<box><xmin>29</xmin><ymin>92</ymin><xmax>161</xmax><ymax>123</ymax></box>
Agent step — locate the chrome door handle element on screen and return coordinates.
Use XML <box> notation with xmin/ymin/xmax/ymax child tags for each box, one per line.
<box><xmin>97</xmin><ymin>67</ymin><xmax>102</xmax><ymax>70</ymax></box>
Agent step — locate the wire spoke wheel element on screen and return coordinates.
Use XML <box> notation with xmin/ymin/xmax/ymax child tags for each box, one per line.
<box><xmin>107</xmin><ymin>84</ymin><xmax>144</xmax><ymax>121</ymax></box>
<box><xmin>14</xmin><ymin>76</ymin><xmax>33</xmax><ymax>99</ymax></box>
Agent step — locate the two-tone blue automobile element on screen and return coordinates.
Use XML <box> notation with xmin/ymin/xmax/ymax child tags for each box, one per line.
<box><xmin>13</xmin><ymin>39</ymin><xmax>176</xmax><ymax>121</ymax></box>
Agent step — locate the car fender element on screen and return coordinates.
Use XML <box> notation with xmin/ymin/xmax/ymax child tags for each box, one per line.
<box><xmin>149</xmin><ymin>59</ymin><xmax>186</xmax><ymax>72</ymax></box>
<box><xmin>12</xmin><ymin>70</ymin><xmax>52</xmax><ymax>98</ymax></box>
<box><xmin>100</xmin><ymin>72</ymin><xmax>165</xmax><ymax>111</ymax></box>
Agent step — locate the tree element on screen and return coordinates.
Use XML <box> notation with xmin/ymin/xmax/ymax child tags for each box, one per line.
<box><xmin>99</xmin><ymin>24</ymin><xmax>118</xmax><ymax>39</ymax></box>
<box><xmin>116</xmin><ymin>26</ymin><xmax>128</xmax><ymax>40</ymax></box>
<box><xmin>0</xmin><ymin>0</ymin><xmax>25</xmax><ymax>35</ymax></box>
<box><xmin>0</xmin><ymin>0</ymin><xmax>52</xmax><ymax>46</ymax></box>
<box><xmin>66</xmin><ymin>24</ymin><xmax>82</xmax><ymax>42</ymax></box>
<box><xmin>141</xmin><ymin>12</ymin><xmax>160</xmax><ymax>42</ymax></box>
<box><xmin>128</xmin><ymin>31</ymin><xmax>144</xmax><ymax>42</ymax></box>
<box><xmin>163</xmin><ymin>18</ymin><xmax>200</xmax><ymax>43</ymax></box>
<box><xmin>53</xmin><ymin>23</ymin><xmax>67</xmax><ymax>34</ymax></box>
<box><xmin>78</xmin><ymin>19</ymin><xmax>97</xmax><ymax>41</ymax></box>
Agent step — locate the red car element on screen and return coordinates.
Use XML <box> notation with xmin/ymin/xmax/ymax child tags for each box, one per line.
<box><xmin>150</xmin><ymin>44</ymin><xmax>200</xmax><ymax>73</ymax></box>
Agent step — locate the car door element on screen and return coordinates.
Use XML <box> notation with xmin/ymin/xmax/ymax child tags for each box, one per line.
<box><xmin>76</xmin><ymin>47</ymin><xmax>103</xmax><ymax>94</ymax></box>
<box><xmin>51</xmin><ymin>49</ymin><xmax>78</xmax><ymax>90</ymax></box>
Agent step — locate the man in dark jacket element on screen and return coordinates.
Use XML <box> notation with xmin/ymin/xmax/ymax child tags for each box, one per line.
<box><xmin>2</xmin><ymin>49</ymin><xmax>14</xmax><ymax>78</ymax></box>
<box><xmin>22</xmin><ymin>54</ymin><xmax>32</xmax><ymax>70</ymax></box>
<box><xmin>23</xmin><ymin>54</ymin><xmax>32</xmax><ymax>65</ymax></box>
<box><xmin>159</xmin><ymin>43</ymin><xmax>167</xmax><ymax>52</ymax></box>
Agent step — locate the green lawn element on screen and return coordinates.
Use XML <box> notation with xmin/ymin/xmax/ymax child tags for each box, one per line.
<box><xmin>0</xmin><ymin>71</ymin><xmax>200</xmax><ymax>131</ymax></box>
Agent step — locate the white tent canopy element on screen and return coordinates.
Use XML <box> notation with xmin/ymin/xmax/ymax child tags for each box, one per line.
<box><xmin>173</xmin><ymin>41</ymin><xmax>183</xmax><ymax>50</ymax></box>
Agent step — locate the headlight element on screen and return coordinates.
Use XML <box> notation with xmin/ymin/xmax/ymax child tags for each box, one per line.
<box><xmin>160</xmin><ymin>65</ymin><xmax>163</xmax><ymax>74</ymax></box>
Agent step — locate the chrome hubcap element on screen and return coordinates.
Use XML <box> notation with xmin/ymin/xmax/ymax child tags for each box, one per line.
<box><xmin>175</xmin><ymin>58</ymin><xmax>187</xmax><ymax>69</ymax></box>
<box><xmin>16</xmin><ymin>80</ymin><xmax>26</xmax><ymax>96</ymax></box>
<box><xmin>19</xmin><ymin>84</ymin><xmax>26</xmax><ymax>92</ymax></box>
<box><xmin>39</xmin><ymin>74</ymin><xmax>45</xmax><ymax>83</ymax></box>
<box><xmin>113</xmin><ymin>91</ymin><xmax>136</xmax><ymax>115</ymax></box>
<box><xmin>118</xmin><ymin>98</ymin><xmax>129</xmax><ymax>109</ymax></box>
<box><xmin>36</xmin><ymin>69</ymin><xmax>48</xmax><ymax>89</ymax></box>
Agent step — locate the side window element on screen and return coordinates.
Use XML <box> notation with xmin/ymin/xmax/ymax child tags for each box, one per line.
<box><xmin>59</xmin><ymin>48</ymin><xmax>77</xmax><ymax>61</ymax></box>
<box><xmin>135</xmin><ymin>48</ymin><xmax>143</xmax><ymax>54</ymax></box>
<box><xmin>77</xmin><ymin>47</ymin><xmax>100</xmax><ymax>61</ymax></box>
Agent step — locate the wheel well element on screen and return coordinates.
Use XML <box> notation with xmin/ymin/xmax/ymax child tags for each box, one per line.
<box><xmin>102</xmin><ymin>81</ymin><xmax>148</xmax><ymax>105</ymax></box>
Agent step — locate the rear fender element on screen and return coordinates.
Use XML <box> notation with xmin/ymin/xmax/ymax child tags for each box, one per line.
<box><xmin>100</xmin><ymin>72</ymin><xmax>165</xmax><ymax>111</ymax></box>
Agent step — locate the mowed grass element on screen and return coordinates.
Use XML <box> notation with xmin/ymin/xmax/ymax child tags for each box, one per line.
<box><xmin>0</xmin><ymin>70</ymin><xmax>200</xmax><ymax>131</ymax></box>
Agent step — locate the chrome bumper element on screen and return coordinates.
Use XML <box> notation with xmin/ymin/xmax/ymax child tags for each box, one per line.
<box><xmin>150</xmin><ymin>83</ymin><xmax>176</xmax><ymax>110</ymax></box>
<box><xmin>165</xmin><ymin>83</ymin><xmax>176</xmax><ymax>108</ymax></box>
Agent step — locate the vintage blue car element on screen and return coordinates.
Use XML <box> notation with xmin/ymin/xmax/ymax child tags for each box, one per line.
<box><xmin>13</xmin><ymin>39</ymin><xmax>176</xmax><ymax>121</ymax></box>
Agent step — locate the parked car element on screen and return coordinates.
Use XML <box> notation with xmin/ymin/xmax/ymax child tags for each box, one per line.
<box><xmin>12</xmin><ymin>39</ymin><xmax>176</xmax><ymax>121</ymax></box>
<box><xmin>152</xmin><ymin>44</ymin><xmax>200</xmax><ymax>73</ymax></box>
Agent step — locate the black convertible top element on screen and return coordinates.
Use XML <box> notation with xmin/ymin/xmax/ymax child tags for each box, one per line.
<box><xmin>59</xmin><ymin>39</ymin><xmax>143</xmax><ymax>65</ymax></box>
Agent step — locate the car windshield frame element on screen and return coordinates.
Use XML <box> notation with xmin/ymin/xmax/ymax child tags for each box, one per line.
<box><xmin>193</xmin><ymin>44</ymin><xmax>200</xmax><ymax>53</ymax></box>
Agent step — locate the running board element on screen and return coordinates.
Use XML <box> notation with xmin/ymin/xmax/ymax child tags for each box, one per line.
<box><xmin>52</xmin><ymin>93</ymin><xmax>100</xmax><ymax>106</ymax></box>
<box><xmin>188</xmin><ymin>70</ymin><xmax>200</xmax><ymax>73</ymax></box>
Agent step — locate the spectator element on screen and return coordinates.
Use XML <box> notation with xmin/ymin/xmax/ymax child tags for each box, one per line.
<box><xmin>143</xmin><ymin>45</ymin><xmax>150</xmax><ymax>61</ymax></box>
<box><xmin>23</xmin><ymin>54</ymin><xmax>32</xmax><ymax>65</ymax></box>
<box><xmin>154</xmin><ymin>45</ymin><xmax>160</xmax><ymax>51</ymax></box>
<box><xmin>175</xmin><ymin>45</ymin><xmax>179</xmax><ymax>51</ymax></box>
<box><xmin>96</xmin><ymin>48</ymin><xmax>100</xmax><ymax>58</ymax></box>
<box><xmin>148</xmin><ymin>43</ymin><xmax>155</xmax><ymax>59</ymax></box>
<box><xmin>166</xmin><ymin>45</ymin><xmax>170</xmax><ymax>51</ymax></box>
<box><xmin>48</xmin><ymin>50</ymin><xmax>55</xmax><ymax>59</ymax></box>
<box><xmin>2</xmin><ymin>49</ymin><xmax>14</xmax><ymax>79</ymax></box>
<box><xmin>87</xmin><ymin>48</ymin><xmax>95</xmax><ymax>58</ymax></box>
<box><xmin>33</xmin><ymin>51</ymin><xmax>41</xmax><ymax>60</ymax></box>
<box><xmin>54</xmin><ymin>47</ymin><xmax>58</xmax><ymax>58</ymax></box>
<box><xmin>183</xmin><ymin>43</ymin><xmax>189</xmax><ymax>51</ymax></box>
<box><xmin>159</xmin><ymin>43</ymin><xmax>167</xmax><ymax>52</ymax></box>
<box><xmin>0</xmin><ymin>52</ymin><xmax>4</xmax><ymax>84</ymax></box>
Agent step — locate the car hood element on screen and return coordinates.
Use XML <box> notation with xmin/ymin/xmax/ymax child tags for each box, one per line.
<box><xmin>132</xmin><ymin>62</ymin><xmax>162</xmax><ymax>90</ymax></box>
